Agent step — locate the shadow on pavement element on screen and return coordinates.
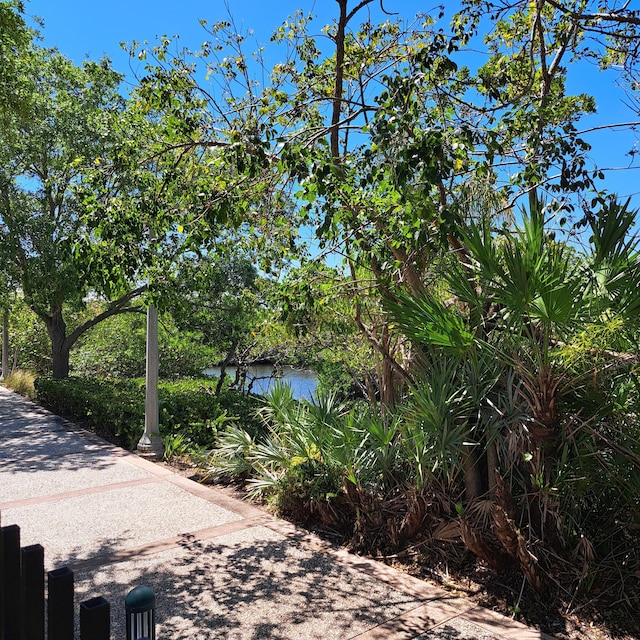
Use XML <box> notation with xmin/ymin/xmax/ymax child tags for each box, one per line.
<box><xmin>0</xmin><ymin>389</ymin><xmax>124</xmax><ymax>473</ymax></box>
<box><xmin>73</xmin><ymin>532</ymin><xmax>431</xmax><ymax>640</ymax></box>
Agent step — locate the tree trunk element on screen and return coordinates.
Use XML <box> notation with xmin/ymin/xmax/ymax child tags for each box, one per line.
<box><xmin>37</xmin><ymin>287</ymin><xmax>146</xmax><ymax>379</ymax></box>
<box><xmin>378</xmin><ymin>324</ymin><xmax>398</xmax><ymax>407</ymax></box>
<box><xmin>487</xmin><ymin>440</ymin><xmax>499</xmax><ymax>498</ymax></box>
<box><xmin>462</xmin><ymin>443</ymin><xmax>483</xmax><ymax>502</ymax></box>
<box><xmin>44</xmin><ymin>305</ymin><xmax>71</xmax><ymax>379</ymax></box>
<box><xmin>215</xmin><ymin>339</ymin><xmax>238</xmax><ymax>396</ymax></box>
<box><xmin>2</xmin><ymin>309</ymin><xmax>9</xmax><ymax>379</ymax></box>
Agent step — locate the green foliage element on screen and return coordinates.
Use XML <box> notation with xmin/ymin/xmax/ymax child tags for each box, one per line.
<box><xmin>209</xmin><ymin>383</ymin><xmax>346</xmax><ymax>515</ymax></box>
<box><xmin>271</xmin><ymin>457</ymin><xmax>342</xmax><ymax>521</ymax></box>
<box><xmin>388</xmin><ymin>196</ymin><xmax>640</xmax><ymax>604</ymax></box>
<box><xmin>34</xmin><ymin>376</ymin><xmax>262</xmax><ymax>450</ymax></box>
<box><xmin>158</xmin><ymin>329</ymin><xmax>217</xmax><ymax>380</ymax></box>
<box><xmin>158</xmin><ymin>378</ymin><xmax>262</xmax><ymax>445</ymax></box>
<box><xmin>71</xmin><ymin>312</ymin><xmax>147</xmax><ymax>378</ymax></box>
<box><xmin>34</xmin><ymin>377</ymin><xmax>144</xmax><ymax>448</ymax></box>
<box><xmin>205</xmin><ymin>425</ymin><xmax>257</xmax><ymax>481</ymax></box>
<box><xmin>0</xmin><ymin>42</ymin><xmax>143</xmax><ymax>378</ymax></box>
<box><xmin>275</xmin><ymin>262</ymin><xmax>386</xmax><ymax>401</ymax></box>
<box><xmin>3</xmin><ymin>0</ymin><xmax>640</xmax><ymax>622</ymax></box>
<box><xmin>315</xmin><ymin>358</ymin><xmax>363</xmax><ymax>401</ymax></box>
<box><xmin>162</xmin><ymin>432</ymin><xmax>196</xmax><ymax>462</ymax></box>
<box><xmin>0</xmin><ymin>0</ymin><xmax>36</xmax><ymax>134</ymax></box>
<box><xmin>70</xmin><ymin>309</ymin><xmax>216</xmax><ymax>379</ymax></box>
<box><xmin>402</xmin><ymin>357</ymin><xmax>475</xmax><ymax>489</ymax></box>
<box><xmin>3</xmin><ymin>369</ymin><xmax>35</xmax><ymax>398</ymax></box>
<box><xmin>4</xmin><ymin>298</ymin><xmax>51</xmax><ymax>374</ymax></box>
<box><xmin>207</xmin><ymin>382</ymin><xmax>465</xmax><ymax>553</ymax></box>
<box><xmin>210</xmin><ymin>382</ymin><xmax>404</xmax><ymax>508</ymax></box>
<box><xmin>162</xmin><ymin>250</ymin><xmax>261</xmax><ymax>371</ymax></box>
<box><xmin>1</xmin><ymin>48</ymin><xmax>124</xmax><ymax>317</ymax></box>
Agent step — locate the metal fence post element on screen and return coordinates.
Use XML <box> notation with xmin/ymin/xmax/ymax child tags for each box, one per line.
<box><xmin>79</xmin><ymin>596</ymin><xmax>110</xmax><ymax>640</ymax></box>
<box><xmin>1</xmin><ymin>525</ymin><xmax>20</xmax><ymax>640</ymax></box>
<box><xmin>47</xmin><ymin>567</ymin><xmax>74</xmax><ymax>640</ymax></box>
<box><xmin>20</xmin><ymin>544</ymin><xmax>44</xmax><ymax>640</ymax></box>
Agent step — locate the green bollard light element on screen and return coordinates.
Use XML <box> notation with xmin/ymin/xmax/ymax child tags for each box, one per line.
<box><xmin>125</xmin><ymin>586</ymin><xmax>156</xmax><ymax>640</ymax></box>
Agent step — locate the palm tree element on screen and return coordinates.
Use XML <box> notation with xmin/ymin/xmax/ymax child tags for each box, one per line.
<box><xmin>388</xmin><ymin>194</ymin><xmax>640</xmax><ymax>587</ymax></box>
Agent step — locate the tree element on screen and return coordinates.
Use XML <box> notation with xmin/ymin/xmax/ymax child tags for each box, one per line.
<box><xmin>0</xmin><ymin>45</ymin><xmax>162</xmax><ymax>378</ymax></box>
<box><xmin>388</xmin><ymin>194</ymin><xmax>640</xmax><ymax>584</ymax></box>
<box><xmin>0</xmin><ymin>0</ymin><xmax>34</xmax><ymax>133</ymax></box>
<box><xmin>69</xmin><ymin>304</ymin><xmax>219</xmax><ymax>380</ymax></box>
<box><xmin>265</xmin><ymin>0</ymin><xmax>640</xmax><ymax>409</ymax></box>
<box><xmin>108</xmin><ymin>0</ymin><xmax>639</xmax><ymax>405</ymax></box>
<box><xmin>0</xmin><ymin>0</ymin><xmax>35</xmax><ymax>377</ymax></box>
<box><xmin>166</xmin><ymin>249</ymin><xmax>260</xmax><ymax>392</ymax></box>
<box><xmin>103</xmin><ymin>0</ymin><xmax>640</xmax><ymax>608</ymax></box>
<box><xmin>71</xmin><ymin>21</ymin><xmax>310</xmax><ymax>385</ymax></box>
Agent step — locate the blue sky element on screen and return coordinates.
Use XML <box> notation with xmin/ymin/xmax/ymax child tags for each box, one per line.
<box><xmin>25</xmin><ymin>0</ymin><xmax>640</xmax><ymax>210</ymax></box>
<box><xmin>25</xmin><ymin>1</ymin><xmax>427</xmax><ymax>65</ymax></box>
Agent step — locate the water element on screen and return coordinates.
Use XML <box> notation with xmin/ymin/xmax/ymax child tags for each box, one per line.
<box><xmin>204</xmin><ymin>364</ymin><xmax>318</xmax><ymax>400</ymax></box>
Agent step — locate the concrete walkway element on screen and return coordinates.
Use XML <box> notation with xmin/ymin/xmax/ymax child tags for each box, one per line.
<box><xmin>0</xmin><ymin>386</ymin><xmax>555</xmax><ymax>640</ymax></box>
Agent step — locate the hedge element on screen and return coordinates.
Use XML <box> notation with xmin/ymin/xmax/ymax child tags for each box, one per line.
<box><xmin>34</xmin><ymin>376</ymin><xmax>263</xmax><ymax>450</ymax></box>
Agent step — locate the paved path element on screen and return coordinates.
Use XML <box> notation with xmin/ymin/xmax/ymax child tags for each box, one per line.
<box><xmin>0</xmin><ymin>386</ymin><xmax>555</xmax><ymax>639</ymax></box>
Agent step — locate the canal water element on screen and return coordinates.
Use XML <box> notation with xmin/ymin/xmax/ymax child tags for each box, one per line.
<box><xmin>204</xmin><ymin>364</ymin><xmax>318</xmax><ymax>400</ymax></box>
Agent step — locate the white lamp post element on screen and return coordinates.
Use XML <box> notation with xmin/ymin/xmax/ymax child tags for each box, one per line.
<box><xmin>136</xmin><ymin>232</ymin><xmax>163</xmax><ymax>460</ymax></box>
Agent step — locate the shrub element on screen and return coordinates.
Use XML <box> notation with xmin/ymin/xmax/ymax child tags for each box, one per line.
<box><xmin>34</xmin><ymin>377</ymin><xmax>144</xmax><ymax>448</ymax></box>
<box><xmin>34</xmin><ymin>376</ymin><xmax>262</xmax><ymax>450</ymax></box>
<box><xmin>3</xmin><ymin>369</ymin><xmax>36</xmax><ymax>398</ymax></box>
<box><xmin>6</xmin><ymin>301</ymin><xmax>52</xmax><ymax>375</ymax></box>
<box><xmin>206</xmin><ymin>383</ymin><xmax>443</xmax><ymax>551</ymax></box>
<box><xmin>315</xmin><ymin>358</ymin><xmax>365</xmax><ymax>401</ymax></box>
<box><xmin>158</xmin><ymin>379</ymin><xmax>263</xmax><ymax>446</ymax></box>
<box><xmin>272</xmin><ymin>458</ymin><xmax>342</xmax><ymax>522</ymax></box>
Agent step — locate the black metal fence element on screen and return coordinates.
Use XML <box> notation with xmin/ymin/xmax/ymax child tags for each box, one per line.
<box><xmin>1</xmin><ymin>519</ymin><xmax>153</xmax><ymax>640</ymax></box>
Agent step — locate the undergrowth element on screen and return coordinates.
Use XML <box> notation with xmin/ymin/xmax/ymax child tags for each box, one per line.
<box><xmin>3</xmin><ymin>369</ymin><xmax>36</xmax><ymax>398</ymax></box>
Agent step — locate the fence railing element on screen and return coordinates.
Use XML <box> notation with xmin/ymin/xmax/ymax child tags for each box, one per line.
<box><xmin>1</xmin><ymin>519</ymin><xmax>155</xmax><ymax>640</ymax></box>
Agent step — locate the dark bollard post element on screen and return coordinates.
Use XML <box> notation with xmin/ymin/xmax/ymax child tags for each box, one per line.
<box><xmin>0</xmin><ymin>513</ymin><xmax>4</xmax><ymax>640</ymax></box>
<box><xmin>79</xmin><ymin>597</ymin><xmax>110</xmax><ymax>640</ymax></box>
<box><xmin>0</xmin><ymin>511</ymin><xmax>4</xmax><ymax>640</ymax></box>
<box><xmin>21</xmin><ymin>544</ymin><xmax>44</xmax><ymax>640</ymax></box>
<box><xmin>125</xmin><ymin>586</ymin><xmax>156</xmax><ymax>640</ymax></box>
<box><xmin>47</xmin><ymin>568</ymin><xmax>74</xmax><ymax>640</ymax></box>
<box><xmin>1</xmin><ymin>525</ymin><xmax>21</xmax><ymax>640</ymax></box>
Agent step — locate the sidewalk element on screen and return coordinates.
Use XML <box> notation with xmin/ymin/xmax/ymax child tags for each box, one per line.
<box><xmin>0</xmin><ymin>385</ymin><xmax>555</xmax><ymax>640</ymax></box>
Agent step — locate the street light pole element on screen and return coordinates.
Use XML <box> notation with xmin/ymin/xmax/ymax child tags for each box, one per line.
<box><xmin>136</xmin><ymin>302</ymin><xmax>163</xmax><ymax>459</ymax></box>
<box><xmin>136</xmin><ymin>231</ymin><xmax>163</xmax><ymax>460</ymax></box>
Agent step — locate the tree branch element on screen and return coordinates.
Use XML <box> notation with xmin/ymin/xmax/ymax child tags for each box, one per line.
<box><xmin>63</xmin><ymin>285</ymin><xmax>147</xmax><ymax>350</ymax></box>
<box><xmin>544</xmin><ymin>0</ymin><xmax>640</xmax><ymax>26</ymax></box>
<box><xmin>331</xmin><ymin>0</ymin><xmax>348</xmax><ymax>160</ymax></box>
<box><xmin>346</xmin><ymin>0</ymin><xmax>376</xmax><ymax>24</ymax></box>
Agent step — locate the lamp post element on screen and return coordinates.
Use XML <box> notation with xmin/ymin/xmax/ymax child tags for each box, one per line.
<box><xmin>136</xmin><ymin>231</ymin><xmax>163</xmax><ymax>460</ymax></box>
